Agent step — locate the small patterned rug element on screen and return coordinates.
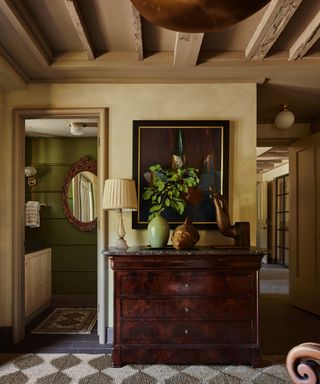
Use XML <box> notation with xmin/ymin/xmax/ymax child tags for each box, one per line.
<box><xmin>0</xmin><ymin>354</ymin><xmax>291</xmax><ymax>383</ymax></box>
<box><xmin>31</xmin><ymin>308</ymin><xmax>97</xmax><ymax>334</ymax></box>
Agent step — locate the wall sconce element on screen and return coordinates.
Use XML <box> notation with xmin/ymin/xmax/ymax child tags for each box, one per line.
<box><xmin>25</xmin><ymin>166</ymin><xmax>37</xmax><ymax>187</ymax></box>
<box><xmin>274</xmin><ymin>104</ymin><xmax>295</xmax><ymax>130</ymax></box>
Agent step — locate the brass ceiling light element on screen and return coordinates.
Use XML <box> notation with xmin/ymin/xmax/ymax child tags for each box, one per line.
<box><xmin>130</xmin><ymin>0</ymin><xmax>271</xmax><ymax>33</ymax></box>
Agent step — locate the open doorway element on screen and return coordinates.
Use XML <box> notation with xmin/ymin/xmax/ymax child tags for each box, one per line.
<box><xmin>12</xmin><ymin>108</ymin><xmax>108</xmax><ymax>347</ymax></box>
<box><xmin>24</xmin><ymin>117</ymin><xmax>98</xmax><ymax>315</ymax></box>
<box><xmin>256</xmin><ymin>146</ymin><xmax>289</xmax><ymax>266</ymax></box>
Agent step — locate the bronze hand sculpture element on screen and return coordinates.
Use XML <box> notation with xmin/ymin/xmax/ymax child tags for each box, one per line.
<box><xmin>209</xmin><ymin>187</ymin><xmax>250</xmax><ymax>247</ymax></box>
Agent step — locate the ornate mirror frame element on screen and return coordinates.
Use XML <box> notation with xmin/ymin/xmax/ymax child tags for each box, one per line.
<box><xmin>62</xmin><ymin>156</ymin><xmax>97</xmax><ymax>231</ymax></box>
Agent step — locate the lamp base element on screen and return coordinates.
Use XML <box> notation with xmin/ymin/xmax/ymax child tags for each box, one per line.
<box><xmin>116</xmin><ymin>238</ymin><xmax>128</xmax><ymax>250</ymax></box>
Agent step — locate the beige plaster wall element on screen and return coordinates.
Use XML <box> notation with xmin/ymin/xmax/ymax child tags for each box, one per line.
<box><xmin>1</xmin><ymin>83</ymin><xmax>257</xmax><ymax>326</ymax></box>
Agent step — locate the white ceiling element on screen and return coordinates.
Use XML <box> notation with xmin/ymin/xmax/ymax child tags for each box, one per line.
<box><xmin>1</xmin><ymin>1</ymin><xmax>320</xmax><ymax>122</ymax></box>
<box><xmin>25</xmin><ymin>118</ymin><xmax>98</xmax><ymax>137</ymax></box>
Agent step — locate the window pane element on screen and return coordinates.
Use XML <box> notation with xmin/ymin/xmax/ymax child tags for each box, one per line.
<box><xmin>277</xmin><ymin>196</ymin><xmax>284</xmax><ymax>212</ymax></box>
<box><xmin>277</xmin><ymin>230</ymin><xmax>283</xmax><ymax>246</ymax></box>
<box><xmin>284</xmin><ymin>176</ymin><xmax>290</xmax><ymax>193</ymax></box>
<box><xmin>277</xmin><ymin>178</ymin><xmax>284</xmax><ymax>195</ymax></box>
<box><xmin>284</xmin><ymin>230</ymin><xmax>289</xmax><ymax>248</ymax></box>
<box><xmin>284</xmin><ymin>213</ymin><xmax>289</xmax><ymax>230</ymax></box>
<box><xmin>284</xmin><ymin>249</ymin><xmax>290</xmax><ymax>268</ymax></box>
<box><xmin>285</xmin><ymin>194</ymin><xmax>290</xmax><ymax>211</ymax></box>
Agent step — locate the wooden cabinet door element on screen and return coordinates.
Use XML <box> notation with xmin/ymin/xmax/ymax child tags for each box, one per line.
<box><xmin>289</xmin><ymin>132</ymin><xmax>320</xmax><ymax>315</ymax></box>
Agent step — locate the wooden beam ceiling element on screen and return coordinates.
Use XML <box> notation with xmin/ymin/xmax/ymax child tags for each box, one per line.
<box><xmin>0</xmin><ymin>0</ymin><xmax>52</xmax><ymax>66</ymax></box>
<box><xmin>131</xmin><ymin>5</ymin><xmax>143</xmax><ymax>61</ymax></box>
<box><xmin>246</xmin><ymin>0</ymin><xmax>302</xmax><ymax>60</ymax></box>
<box><xmin>174</xmin><ymin>33</ymin><xmax>204</xmax><ymax>66</ymax></box>
<box><xmin>289</xmin><ymin>9</ymin><xmax>320</xmax><ymax>60</ymax></box>
<box><xmin>65</xmin><ymin>0</ymin><xmax>95</xmax><ymax>60</ymax></box>
<box><xmin>0</xmin><ymin>44</ymin><xmax>29</xmax><ymax>82</ymax></box>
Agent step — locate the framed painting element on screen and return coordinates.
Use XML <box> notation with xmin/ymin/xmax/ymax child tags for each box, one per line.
<box><xmin>132</xmin><ymin>120</ymin><xmax>229</xmax><ymax>229</ymax></box>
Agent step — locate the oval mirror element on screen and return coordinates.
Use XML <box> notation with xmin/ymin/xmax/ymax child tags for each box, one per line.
<box><xmin>62</xmin><ymin>156</ymin><xmax>97</xmax><ymax>231</ymax></box>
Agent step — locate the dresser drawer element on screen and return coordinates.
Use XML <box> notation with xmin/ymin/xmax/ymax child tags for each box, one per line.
<box><xmin>121</xmin><ymin>297</ymin><xmax>251</xmax><ymax>320</ymax></box>
<box><xmin>121</xmin><ymin>320</ymin><xmax>252</xmax><ymax>344</ymax></box>
<box><xmin>121</xmin><ymin>272</ymin><xmax>251</xmax><ymax>297</ymax></box>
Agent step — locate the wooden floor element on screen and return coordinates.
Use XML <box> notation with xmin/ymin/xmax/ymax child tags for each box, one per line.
<box><xmin>259</xmin><ymin>264</ymin><xmax>320</xmax><ymax>355</ymax></box>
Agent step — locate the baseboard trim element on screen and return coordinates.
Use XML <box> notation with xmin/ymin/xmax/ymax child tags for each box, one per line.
<box><xmin>107</xmin><ymin>327</ymin><xmax>113</xmax><ymax>344</ymax></box>
<box><xmin>51</xmin><ymin>295</ymin><xmax>97</xmax><ymax>307</ymax></box>
<box><xmin>0</xmin><ymin>327</ymin><xmax>13</xmax><ymax>343</ymax></box>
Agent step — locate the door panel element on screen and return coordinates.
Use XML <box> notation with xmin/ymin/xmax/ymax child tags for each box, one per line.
<box><xmin>256</xmin><ymin>181</ymin><xmax>268</xmax><ymax>250</ymax></box>
<box><xmin>289</xmin><ymin>132</ymin><xmax>320</xmax><ymax>315</ymax></box>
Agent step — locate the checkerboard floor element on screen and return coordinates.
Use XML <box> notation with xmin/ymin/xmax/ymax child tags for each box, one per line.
<box><xmin>0</xmin><ymin>354</ymin><xmax>291</xmax><ymax>383</ymax></box>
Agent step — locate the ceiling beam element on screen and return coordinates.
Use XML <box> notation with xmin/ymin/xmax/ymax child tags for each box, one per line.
<box><xmin>245</xmin><ymin>0</ymin><xmax>302</xmax><ymax>61</ymax></box>
<box><xmin>0</xmin><ymin>0</ymin><xmax>52</xmax><ymax>66</ymax></box>
<box><xmin>64</xmin><ymin>0</ymin><xmax>95</xmax><ymax>60</ymax></box>
<box><xmin>289</xmin><ymin>9</ymin><xmax>320</xmax><ymax>60</ymax></box>
<box><xmin>174</xmin><ymin>33</ymin><xmax>204</xmax><ymax>66</ymax></box>
<box><xmin>131</xmin><ymin>5</ymin><xmax>143</xmax><ymax>61</ymax></box>
<box><xmin>0</xmin><ymin>44</ymin><xmax>29</xmax><ymax>83</ymax></box>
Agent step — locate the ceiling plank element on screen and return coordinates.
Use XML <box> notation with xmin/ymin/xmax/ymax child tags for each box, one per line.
<box><xmin>131</xmin><ymin>5</ymin><xmax>143</xmax><ymax>61</ymax></box>
<box><xmin>245</xmin><ymin>0</ymin><xmax>302</xmax><ymax>61</ymax></box>
<box><xmin>174</xmin><ymin>33</ymin><xmax>204</xmax><ymax>66</ymax></box>
<box><xmin>289</xmin><ymin>9</ymin><xmax>320</xmax><ymax>60</ymax></box>
<box><xmin>0</xmin><ymin>0</ymin><xmax>52</xmax><ymax>66</ymax></box>
<box><xmin>64</xmin><ymin>0</ymin><xmax>95</xmax><ymax>60</ymax></box>
<box><xmin>0</xmin><ymin>44</ymin><xmax>29</xmax><ymax>83</ymax></box>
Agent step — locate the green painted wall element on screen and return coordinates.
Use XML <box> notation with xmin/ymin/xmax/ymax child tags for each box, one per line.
<box><xmin>25</xmin><ymin>137</ymin><xmax>97</xmax><ymax>295</ymax></box>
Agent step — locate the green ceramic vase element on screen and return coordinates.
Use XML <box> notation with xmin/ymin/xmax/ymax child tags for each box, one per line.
<box><xmin>148</xmin><ymin>215</ymin><xmax>170</xmax><ymax>248</ymax></box>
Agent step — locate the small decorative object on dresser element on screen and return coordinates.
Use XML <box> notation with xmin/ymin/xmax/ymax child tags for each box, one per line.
<box><xmin>210</xmin><ymin>187</ymin><xmax>250</xmax><ymax>246</ymax></box>
<box><xmin>171</xmin><ymin>217</ymin><xmax>200</xmax><ymax>250</ymax></box>
<box><xmin>147</xmin><ymin>215</ymin><xmax>170</xmax><ymax>248</ymax></box>
<box><xmin>105</xmin><ymin>246</ymin><xmax>267</xmax><ymax>368</ymax></box>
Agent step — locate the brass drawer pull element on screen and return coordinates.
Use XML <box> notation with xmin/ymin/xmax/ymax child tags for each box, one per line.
<box><xmin>184</xmin><ymin>307</ymin><xmax>189</xmax><ymax>312</ymax></box>
<box><xmin>185</xmin><ymin>283</ymin><xmax>189</xmax><ymax>288</ymax></box>
<box><xmin>184</xmin><ymin>329</ymin><xmax>189</xmax><ymax>335</ymax></box>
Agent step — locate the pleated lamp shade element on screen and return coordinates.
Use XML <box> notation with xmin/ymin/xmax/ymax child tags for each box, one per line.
<box><xmin>102</xmin><ymin>179</ymin><xmax>137</xmax><ymax>211</ymax></box>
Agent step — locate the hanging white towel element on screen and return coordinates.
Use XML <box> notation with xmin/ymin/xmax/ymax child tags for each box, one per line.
<box><xmin>25</xmin><ymin>201</ymin><xmax>40</xmax><ymax>228</ymax></box>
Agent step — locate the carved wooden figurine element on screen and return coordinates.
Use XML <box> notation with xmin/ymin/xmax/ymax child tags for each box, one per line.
<box><xmin>210</xmin><ymin>187</ymin><xmax>250</xmax><ymax>246</ymax></box>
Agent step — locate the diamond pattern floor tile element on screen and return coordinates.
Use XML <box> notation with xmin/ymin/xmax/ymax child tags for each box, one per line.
<box><xmin>0</xmin><ymin>371</ymin><xmax>28</xmax><ymax>384</ymax></box>
<box><xmin>0</xmin><ymin>354</ymin><xmax>292</xmax><ymax>383</ymax></box>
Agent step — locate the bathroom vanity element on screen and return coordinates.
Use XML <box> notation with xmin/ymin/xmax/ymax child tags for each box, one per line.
<box><xmin>25</xmin><ymin>248</ymin><xmax>52</xmax><ymax>321</ymax></box>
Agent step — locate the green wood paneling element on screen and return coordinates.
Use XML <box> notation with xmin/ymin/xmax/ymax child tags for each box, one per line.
<box><xmin>27</xmin><ymin>165</ymin><xmax>69</xmax><ymax>192</ymax></box>
<box><xmin>26</xmin><ymin>192</ymin><xmax>65</xmax><ymax>218</ymax></box>
<box><xmin>26</xmin><ymin>137</ymin><xmax>97</xmax><ymax>164</ymax></box>
<box><xmin>35</xmin><ymin>219</ymin><xmax>97</xmax><ymax>245</ymax></box>
<box><xmin>51</xmin><ymin>245</ymin><xmax>97</xmax><ymax>271</ymax></box>
<box><xmin>25</xmin><ymin>137</ymin><xmax>97</xmax><ymax>295</ymax></box>
<box><xmin>52</xmin><ymin>271</ymin><xmax>97</xmax><ymax>295</ymax></box>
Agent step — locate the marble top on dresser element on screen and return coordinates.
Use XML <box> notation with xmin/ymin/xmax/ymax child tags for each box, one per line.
<box><xmin>103</xmin><ymin>245</ymin><xmax>269</xmax><ymax>256</ymax></box>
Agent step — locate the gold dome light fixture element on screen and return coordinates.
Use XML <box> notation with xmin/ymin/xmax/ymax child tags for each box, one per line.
<box><xmin>130</xmin><ymin>0</ymin><xmax>271</xmax><ymax>33</ymax></box>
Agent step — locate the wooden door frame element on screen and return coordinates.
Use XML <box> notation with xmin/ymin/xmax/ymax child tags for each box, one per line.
<box><xmin>13</xmin><ymin>108</ymin><xmax>108</xmax><ymax>343</ymax></box>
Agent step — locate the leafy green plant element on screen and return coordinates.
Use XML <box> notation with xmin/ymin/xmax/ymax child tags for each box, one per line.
<box><xmin>142</xmin><ymin>164</ymin><xmax>199</xmax><ymax>221</ymax></box>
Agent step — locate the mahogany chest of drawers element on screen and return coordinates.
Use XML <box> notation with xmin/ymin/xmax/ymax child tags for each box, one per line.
<box><xmin>106</xmin><ymin>246</ymin><xmax>265</xmax><ymax>367</ymax></box>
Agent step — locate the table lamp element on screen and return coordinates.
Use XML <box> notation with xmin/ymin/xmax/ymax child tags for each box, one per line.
<box><xmin>102</xmin><ymin>179</ymin><xmax>138</xmax><ymax>249</ymax></box>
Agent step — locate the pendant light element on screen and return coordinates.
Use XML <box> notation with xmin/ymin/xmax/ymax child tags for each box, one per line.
<box><xmin>274</xmin><ymin>105</ymin><xmax>295</xmax><ymax>130</ymax></box>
